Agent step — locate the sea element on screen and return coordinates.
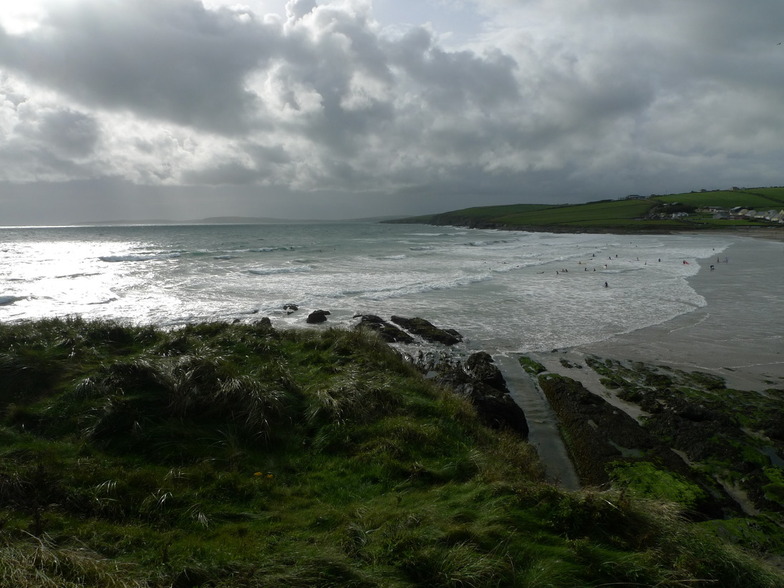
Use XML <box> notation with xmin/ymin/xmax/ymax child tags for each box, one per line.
<box><xmin>0</xmin><ymin>222</ymin><xmax>733</xmax><ymax>356</ymax></box>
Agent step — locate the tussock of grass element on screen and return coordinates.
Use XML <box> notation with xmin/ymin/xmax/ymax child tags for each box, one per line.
<box><xmin>0</xmin><ymin>534</ymin><xmax>147</xmax><ymax>588</ymax></box>
<box><xmin>0</xmin><ymin>318</ymin><xmax>781</xmax><ymax>587</ymax></box>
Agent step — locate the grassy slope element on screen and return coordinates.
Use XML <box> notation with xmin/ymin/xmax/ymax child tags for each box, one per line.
<box><xmin>1</xmin><ymin>318</ymin><xmax>782</xmax><ymax>587</ymax></box>
<box><xmin>389</xmin><ymin>187</ymin><xmax>784</xmax><ymax>232</ymax></box>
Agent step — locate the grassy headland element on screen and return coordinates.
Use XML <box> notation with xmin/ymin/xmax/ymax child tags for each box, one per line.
<box><xmin>1</xmin><ymin>318</ymin><xmax>782</xmax><ymax>586</ymax></box>
<box><xmin>387</xmin><ymin>187</ymin><xmax>784</xmax><ymax>233</ymax></box>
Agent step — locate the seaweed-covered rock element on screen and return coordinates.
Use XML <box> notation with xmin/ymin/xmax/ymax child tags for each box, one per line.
<box><xmin>537</xmin><ymin>373</ymin><xmax>736</xmax><ymax>519</ymax></box>
<box><xmin>390</xmin><ymin>316</ymin><xmax>463</xmax><ymax>345</ymax></box>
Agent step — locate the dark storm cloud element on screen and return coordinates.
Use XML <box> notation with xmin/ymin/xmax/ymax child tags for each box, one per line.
<box><xmin>36</xmin><ymin>109</ymin><xmax>99</xmax><ymax>157</ymax></box>
<box><xmin>386</xmin><ymin>27</ymin><xmax>520</xmax><ymax>111</ymax></box>
<box><xmin>0</xmin><ymin>0</ymin><xmax>278</xmax><ymax>134</ymax></box>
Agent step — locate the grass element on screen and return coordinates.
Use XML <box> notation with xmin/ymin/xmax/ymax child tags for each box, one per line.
<box><xmin>0</xmin><ymin>318</ymin><xmax>782</xmax><ymax>586</ymax></box>
<box><xmin>518</xmin><ymin>355</ymin><xmax>546</xmax><ymax>375</ymax></box>
<box><xmin>654</xmin><ymin>188</ymin><xmax>784</xmax><ymax>209</ymax></box>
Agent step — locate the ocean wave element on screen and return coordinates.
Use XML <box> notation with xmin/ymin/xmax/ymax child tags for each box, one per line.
<box><xmin>250</xmin><ymin>246</ymin><xmax>295</xmax><ymax>253</ymax></box>
<box><xmin>88</xmin><ymin>298</ymin><xmax>118</xmax><ymax>305</ymax></box>
<box><xmin>463</xmin><ymin>239</ymin><xmax>510</xmax><ymax>247</ymax></box>
<box><xmin>491</xmin><ymin>261</ymin><xmax>539</xmax><ymax>273</ymax></box>
<box><xmin>248</xmin><ymin>265</ymin><xmax>312</xmax><ymax>276</ymax></box>
<box><xmin>333</xmin><ymin>273</ymin><xmax>492</xmax><ymax>301</ymax></box>
<box><xmin>0</xmin><ymin>295</ymin><xmax>24</xmax><ymax>306</ymax></box>
<box><xmin>379</xmin><ymin>254</ymin><xmax>406</xmax><ymax>260</ymax></box>
<box><xmin>55</xmin><ymin>272</ymin><xmax>101</xmax><ymax>279</ymax></box>
<box><xmin>100</xmin><ymin>253</ymin><xmax>179</xmax><ymax>262</ymax></box>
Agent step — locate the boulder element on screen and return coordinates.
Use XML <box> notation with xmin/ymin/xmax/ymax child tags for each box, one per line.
<box><xmin>434</xmin><ymin>352</ymin><xmax>528</xmax><ymax>438</ymax></box>
<box><xmin>306</xmin><ymin>309</ymin><xmax>331</xmax><ymax>324</ymax></box>
<box><xmin>465</xmin><ymin>351</ymin><xmax>506</xmax><ymax>390</ymax></box>
<box><xmin>455</xmin><ymin>381</ymin><xmax>529</xmax><ymax>436</ymax></box>
<box><xmin>390</xmin><ymin>316</ymin><xmax>463</xmax><ymax>345</ymax></box>
<box><xmin>255</xmin><ymin>317</ymin><xmax>273</xmax><ymax>329</ymax></box>
<box><xmin>283</xmin><ymin>303</ymin><xmax>299</xmax><ymax>314</ymax></box>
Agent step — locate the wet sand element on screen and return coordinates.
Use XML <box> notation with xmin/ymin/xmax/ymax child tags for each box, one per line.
<box><xmin>543</xmin><ymin>234</ymin><xmax>784</xmax><ymax>391</ymax></box>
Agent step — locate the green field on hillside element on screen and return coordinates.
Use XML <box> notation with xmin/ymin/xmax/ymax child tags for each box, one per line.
<box><xmin>654</xmin><ymin>189</ymin><xmax>784</xmax><ymax>209</ymax></box>
<box><xmin>390</xmin><ymin>187</ymin><xmax>784</xmax><ymax>232</ymax></box>
<box><xmin>492</xmin><ymin>199</ymin><xmax>656</xmax><ymax>226</ymax></box>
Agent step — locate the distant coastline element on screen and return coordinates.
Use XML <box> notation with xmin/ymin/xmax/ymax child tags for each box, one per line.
<box><xmin>385</xmin><ymin>186</ymin><xmax>784</xmax><ymax>237</ymax></box>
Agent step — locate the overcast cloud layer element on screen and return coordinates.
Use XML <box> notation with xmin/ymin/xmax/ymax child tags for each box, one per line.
<box><xmin>0</xmin><ymin>0</ymin><xmax>782</xmax><ymax>223</ymax></box>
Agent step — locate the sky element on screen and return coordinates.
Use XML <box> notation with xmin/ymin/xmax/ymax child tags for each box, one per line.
<box><xmin>0</xmin><ymin>0</ymin><xmax>782</xmax><ymax>224</ymax></box>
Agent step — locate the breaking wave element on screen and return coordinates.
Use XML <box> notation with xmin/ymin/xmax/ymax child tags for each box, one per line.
<box><xmin>248</xmin><ymin>265</ymin><xmax>312</xmax><ymax>276</ymax></box>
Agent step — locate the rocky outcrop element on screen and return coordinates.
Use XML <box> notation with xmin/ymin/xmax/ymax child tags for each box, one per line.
<box><xmin>538</xmin><ymin>373</ymin><xmax>736</xmax><ymax>519</ymax></box>
<box><xmin>351</xmin><ymin>316</ymin><xmax>525</xmax><ymax>438</ymax></box>
<box><xmin>283</xmin><ymin>303</ymin><xmax>299</xmax><ymax>314</ymax></box>
<box><xmin>306</xmin><ymin>309</ymin><xmax>330</xmax><ymax>324</ymax></box>
<box><xmin>436</xmin><ymin>352</ymin><xmax>528</xmax><ymax>439</ymax></box>
<box><xmin>255</xmin><ymin>317</ymin><xmax>273</xmax><ymax>329</ymax></box>
<box><xmin>390</xmin><ymin>316</ymin><xmax>463</xmax><ymax>346</ymax></box>
<box><xmin>465</xmin><ymin>351</ymin><xmax>506</xmax><ymax>389</ymax></box>
<box><xmin>353</xmin><ymin>314</ymin><xmax>414</xmax><ymax>344</ymax></box>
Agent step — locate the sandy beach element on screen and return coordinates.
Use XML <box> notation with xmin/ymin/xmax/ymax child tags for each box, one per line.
<box><xmin>535</xmin><ymin>234</ymin><xmax>784</xmax><ymax>391</ymax></box>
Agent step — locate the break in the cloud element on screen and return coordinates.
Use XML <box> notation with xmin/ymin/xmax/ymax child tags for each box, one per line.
<box><xmin>0</xmin><ymin>0</ymin><xmax>782</xmax><ymax>223</ymax></box>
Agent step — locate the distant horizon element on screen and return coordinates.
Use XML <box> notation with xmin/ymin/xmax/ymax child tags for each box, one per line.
<box><xmin>0</xmin><ymin>214</ymin><xmax>405</xmax><ymax>229</ymax></box>
<box><xmin>3</xmin><ymin>184</ymin><xmax>782</xmax><ymax>228</ymax></box>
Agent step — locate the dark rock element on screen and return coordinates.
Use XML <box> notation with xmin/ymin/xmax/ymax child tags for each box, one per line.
<box><xmin>434</xmin><ymin>352</ymin><xmax>528</xmax><ymax>438</ymax></box>
<box><xmin>390</xmin><ymin>316</ymin><xmax>463</xmax><ymax>345</ymax></box>
<box><xmin>353</xmin><ymin>314</ymin><xmax>414</xmax><ymax>344</ymax></box>
<box><xmin>465</xmin><ymin>351</ymin><xmax>506</xmax><ymax>390</ymax></box>
<box><xmin>283</xmin><ymin>303</ymin><xmax>299</xmax><ymax>314</ymax></box>
<box><xmin>455</xmin><ymin>381</ymin><xmax>529</xmax><ymax>436</ymax></box>
<box><xmin>306</xmin><ymin>309</ymin><xmax>330</xmax><ymax>324</ymax></box>
<box><xmin>255</xmin><ymin>317</ymin><xmax>273</xmax><ymax>329</ymax></box>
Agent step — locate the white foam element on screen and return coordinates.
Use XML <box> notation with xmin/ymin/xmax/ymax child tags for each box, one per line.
<box><xmin>99</xmin><ymin>253</ymin><xmax>179</xmax><ymax>262</ymax></box>
<box><xmin>248</xmin><ymin>265</ymin><xmax>312</xmax><ymax>276</ymax></box>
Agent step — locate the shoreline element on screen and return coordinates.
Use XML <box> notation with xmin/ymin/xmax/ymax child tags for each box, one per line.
<box><xmin>682</xmin><ymin>227</ymin><xmax>784</xmax><ymax>242</ymax></box>
<box><xmin>532</xmin><ymin>234</ymin><xmax>784</xmax><ymax>392</ymax></box>
<box><xmin>513</xmin><ymin>235</ymin><xmax>784</xmax><ymax>514</ymax></box>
